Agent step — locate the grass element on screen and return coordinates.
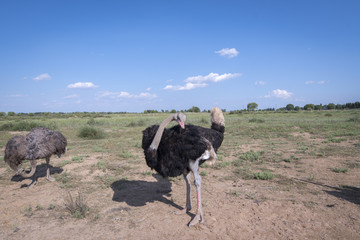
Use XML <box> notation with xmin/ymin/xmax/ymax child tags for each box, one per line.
<box><xmin>78</xmin><ymin>126</ymin><xmax>106</xmax><ymax>139</ymax></box>
<box><xmin>253</xmin><ymin>171</ymin><xmax>274</xmax><ymax>180</ymax></box>
<box><xmin>64</xmin><ymin>191</ymin><xmax>89</xmax><ymax>219</ymax></box>
<box><xmin>331</xmin><ymin>167</ymin><xmax>349</xmax><ymax>173</ymax></box>
<box><xmin>0</xmin><ymin>109</ymin><xmax>359</xmax><ymax>228</ymax></box>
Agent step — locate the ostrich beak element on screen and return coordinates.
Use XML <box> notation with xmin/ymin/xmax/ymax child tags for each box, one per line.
<box><xmin>178</xmin><ymin>120</ymin><xmax>185</xmax><ymax>129</ymax></box>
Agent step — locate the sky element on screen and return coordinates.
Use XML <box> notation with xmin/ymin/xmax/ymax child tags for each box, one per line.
<box><xmin>1</xmin><ymin>0</ymin><xmax>359</xmax><ymax>113</ymax></box>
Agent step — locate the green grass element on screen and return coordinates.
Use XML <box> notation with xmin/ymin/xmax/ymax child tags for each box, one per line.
<box><xmin>78</xmin><ymin>126</ymin><xmax>106</xmax><ymax>139</ymax></box>
<box><xmin>253</xmin><ymin>171</ymin><xmax>274</xmax><ymax>180</ymax></box>
<box><xmin>331</xmin><ymin>167</ymin><xmax>349</xmax><ymax>173</ymax></box>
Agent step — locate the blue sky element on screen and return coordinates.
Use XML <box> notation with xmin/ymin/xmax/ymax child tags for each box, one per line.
<box><xmin>1</xmin><ymin>0</ymin><xmax>359</xmax><ymax>113</ymax></box>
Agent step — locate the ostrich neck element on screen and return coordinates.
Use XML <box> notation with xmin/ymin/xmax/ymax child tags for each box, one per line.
<box><xmin>149</xmin><ymin>114</ymin><xmax>175</xmax><ymax>150</ymax></box>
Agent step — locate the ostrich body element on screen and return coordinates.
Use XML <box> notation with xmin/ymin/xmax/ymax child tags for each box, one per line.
<box><xmin>4</xmin><ymin>127</ymin><xmax>67</xmax><ymax>187</ymax></box>
<box><xmin>142</xmin><ymin>107</ymin><xmax>225</xmax><ymax>226</ymax></box>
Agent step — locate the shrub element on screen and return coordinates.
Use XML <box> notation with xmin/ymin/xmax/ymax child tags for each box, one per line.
<box><xmin>78</xmin><ymin>126</ymin><xmax>106</xmax><ymax>139</ymax></box>
<box><xmin>249</xmin><ymin>118</ymin><xmax>265</xmax><ymax>123</ymax></box>
<box><xmin>64</xmin><ymin>191</ymin><xmax>89</xmax><ymax>219</ymax></box>
<box><xmin>0</xmin><ymin>121</ymin><xmax>57</xmax><ymax>131</ymax></box>
<box><xmin>253</xmin><ymin>171</ymin><xmax>274</xmax><ymax>180</ymax></box>
<box><xmin>240</xmin><ymin>150</ymin><xmax>261</xmax><ymax>161</ymax></box>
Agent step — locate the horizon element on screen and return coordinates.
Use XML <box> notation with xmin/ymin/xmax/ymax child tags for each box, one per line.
<box><xmin>1</xmin><ymin>1</ymin><xmax>359</xmax><ymax>113</ymax></box>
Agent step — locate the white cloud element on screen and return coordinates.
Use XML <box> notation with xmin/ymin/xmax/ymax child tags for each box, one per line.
<box><xmin>145</xmin><ymin>88</ymin><xmax>151</xmax><ymax>91</ymax></box>
<box><xmin>265</xmin><ymin>89</ymin><xmax>293</xmax><ymax>99</ymax></box>
<box><xmin>64</xmin><ymin>94</ymin><xmax>79</xmax><ymax>99</ymax></box>
<box><xmin>164</xmin><ymin>82</ymin><xmax>208</xmax><ymax>91</ymax></box>
<box><xmin>33</xmin><ymin>73</ymin><xmax>51</xmax><ymax>81</ymax></box>
<box><xmin>215</xmin><ymin>48</ymin><xmax>239</xmax><ymax>58</ymax></box>
<box><xmin>305</xmin><ymin>81</ymin><xmax>326</xmax><ymax>85</ymax></box>
<box><xmin>255</xmin><ymin>81</ymin><xmax>266</xmax><ymax>86</ymax></box>
<box><xmin>67</xmin><ymin>82</ymin><xmax>98</xmax><ymax>89</ymax></box>
<box><xmin>98</xmin><ymin>91</ymin><xmax>157</xmax><ymax>99</ymax></box>
<box><xmin>165</xmin><ymin>72</ymin><xmax>241</xmax><ymax>91</ymax></box>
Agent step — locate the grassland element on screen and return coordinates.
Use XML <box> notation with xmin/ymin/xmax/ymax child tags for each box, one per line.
<box><xmin>0</xmin><ymin>109</ymin><xmax>359</xmax><ymax>239</ymax></box>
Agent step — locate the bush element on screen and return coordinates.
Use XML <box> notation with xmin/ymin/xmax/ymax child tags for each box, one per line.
<box><xmin>0</xmin><ymin>121</ymin><xmax>57</xmax><ymax>131</ymax></box>
<box><xmin>64</xmin><ymin>191</ymin><xmax>89</xmax><ymax>219</ymax></box>
<box><xmin>240</xmin><ymin>150</ymin><xmax>261</xmax><ymax>161</ymax></box>
<box><xmin>253</xmin><ymin>171</ymin><xmax>274</xmax><ymax>180</ymax></box>
<box><xmin>78</xmin><ymin>126</ymin><xmax>106</xmax><ymax>139</ymax></box>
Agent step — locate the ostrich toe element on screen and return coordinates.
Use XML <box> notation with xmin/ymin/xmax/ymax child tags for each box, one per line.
<box><xmin>188</xmin><ymin>213</ymin><xmax>203</xmax><ymax>227</ymax></box>
<box><xmin>47</xmin><ymin>176</ymin><xmax>56</xmax><ymax>182</ymax></box>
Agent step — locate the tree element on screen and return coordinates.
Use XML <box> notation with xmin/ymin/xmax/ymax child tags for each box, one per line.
<box><xmin>188</xmin><ymin>106</ymin><xmax>200</xmax><ymax>112</ymax></box>
<box><xmin>286</xmin><ymin>104</ymin><xmax>295</xmax><ymax>111</ymax></box>
<box><xmin>304</xmin><ymin>104</ymin><xmax>315</xmax><ymax>111</ymax></box>
<box><xmin>327</xmin><ymin>103</ymin><xmax>335</xmax><ymax>110</ymax></box>
<box><xmin>294</xmin><ymin>106</ymin><xmax>300</xmax><ymax>111</ymax></box>
<box><xmin>8</xmin><ymin>111</ymin><xmax>15</xmax><ymax>116</ymax></box>
<box><xmin>247</xmin><ymin>102</ymin><xmax>258</xmax><ymax>111</ymax></box>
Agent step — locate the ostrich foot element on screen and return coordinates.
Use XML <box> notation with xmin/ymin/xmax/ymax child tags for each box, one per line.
<box><xmin>27</xmin><ymin>180</ymin><xmax>38</xmax><ymax>188</ymax></box>
<box><xmin>47</xmin><ymin>176</ymin><xmax>56</xmax><ymax>182</ymax></box>
<box><xmin>16</xmin><ymin>168</ymin><xmax>25</xmax><ymax>175</ymax></box>
<box><xmin>188</xmin><ymin>214</ymin><xmax>203</xmax><ymax>227</ymax></box>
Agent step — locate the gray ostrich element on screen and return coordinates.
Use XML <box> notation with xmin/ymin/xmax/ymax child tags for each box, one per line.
<box><xmin>4</xmin><ymin>127</ymin><xmax>67</xmax><ymax>187</ymax></box>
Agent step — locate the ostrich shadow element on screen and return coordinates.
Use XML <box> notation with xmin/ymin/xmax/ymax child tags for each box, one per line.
<box><xmin>293</xmin><ymin>178</ymin><xmax>360</xmax><ymax>205</ymax></box>
<box><xmin>11</xmin><ymin>163</ymin><xmax>63</xmax><ymax>188</ymax></box>
<box><xmin>111</xmin><ymin>174</ymin><xmax>194</xmax><ymax>218</ymax></box>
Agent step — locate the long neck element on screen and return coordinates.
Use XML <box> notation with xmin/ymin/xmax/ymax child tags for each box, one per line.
<box><xmin>149</xmin><ymin>114</ymin><xmax>175</xmax><ymax>150</ymax></box>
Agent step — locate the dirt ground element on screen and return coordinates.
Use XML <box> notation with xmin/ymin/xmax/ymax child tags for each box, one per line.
<box><xmin>1</xmin><ymin>139</ymin><xmax>359</xmax><ymax>239</ymax></box>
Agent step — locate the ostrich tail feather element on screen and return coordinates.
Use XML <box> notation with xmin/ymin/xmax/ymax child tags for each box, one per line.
<box><xmin>210</xmin><ymin>107</ymin><xmax>225</xmax><ymax>133</ymax></box>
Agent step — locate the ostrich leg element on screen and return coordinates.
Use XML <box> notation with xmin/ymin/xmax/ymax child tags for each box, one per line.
<box><xmin>188</xmin><ymin>159</ymin><xmax>204</xmax><ymax>227</ymax></box>
<box><xmin>174</xmin><ymin>170</ymin><xmax>192</xmax><ymax>215</ymax></box>
<box><xmin>46</xmin><ymin>157</ymin><xmax>55</xmax><ymax>182</ymax></box>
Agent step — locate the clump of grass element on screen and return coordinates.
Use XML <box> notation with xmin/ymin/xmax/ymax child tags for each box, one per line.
<box><xmin>228</xmin><ymin>190</ymin><xmax>240</xmax><ymax>197</ymax></box>
<box><xmin>200</xmin><ymin>171</ymin><xmax>208</xmax><ymax>176</ymax></box>
<box><xmin>64</xmin><ymin>191</ymin><xmax>89</xmax><ymax>219</ymax></box>
<box><xmin>331</xmin><ymin>167</ymin><xmax>349</xmax><ymax>173</ymax></box>
<box><xmin>283</xmin><ymin>155</ymin><xmax>299</xmax><ymax>163</ymax></box>
<box><xmin>240</xmin><ymin>150</ymin><xmax>262</xmax><ymax>162</ymax></box>
<box><xmin>35</xmin><ymin>204</ymin><xmax>43</xmax><ymax>210</ymax></box>
<box><xmin>253</xmin><ymin>171</ymin><xmax>274</xmax><ymax>180</ymax></box>
<box><xmin>142</xmin><ymin>171</ymin><xmax>152</xmax><ymax>176</ymax></box>
<box><xmin>58</xmin><ymin>160</ymin><xmax>71</xmax><ymax>167</ymax></box>
<box><xmin>87</xmin><ymin>118</ymin><xmax>96</xmax><ymax>125</ymax></box>
<box><xmin>233</xmin><ymin>166</ymin><xmax>253</xmax><ymax>180</ymax></box>
<box><xmin>96</xmin><ymin>161</ymin><xmax>106</xmax><ymax>171</ymax></box>
<box><xmin>78</xmin><ymin>126</ymin><xmax>106</xmax><ymax>139</ymax></box>
<box><xmin>24</xmin><ymin>206</ymin><xmax>33</xmax><ymax>217</ymax></box>
<box><xmin>0</xmin><ymin>121</ymin><xmax>57</xmax><ymax>131</ymax></box>
<box><xmin>249</xmin><ymin>118</ymin><xmax>265</xmax><ymax>123</ymax></box>
<box><xmin>347</xmin><ymin>116</ymin><xmax>359</xmax><ymax>122</ymax></box>
<box><xmin>72</xmin><ymin>156</ymin><xmax>84</xmax><ymax>163</ymax></box>
<box><xmin>127</xmin><ymin>119</ymin><xmax>146</xmax><ymax>127</ymax></box>
<box><xmin>329</xmin><ymin>137</ymin><xmax>347</xmax><ymax>143</ymax></box>
<box><xmin>121</xmin><ymin>150</ymin><xmax>133</xmax><ymax>159</ymax></box>
<box><xmin>48</xmin><ymin>204</ymin><xmax>56</xmax><ymax>210</ymax></box>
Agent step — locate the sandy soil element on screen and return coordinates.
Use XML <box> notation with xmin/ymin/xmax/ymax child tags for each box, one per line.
<box><xmin>1</xmin><ymin>142</ymin><xmax>359</xmax><ymax>240</ymax></box>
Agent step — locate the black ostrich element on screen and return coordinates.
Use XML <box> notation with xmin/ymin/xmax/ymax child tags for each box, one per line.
<box><xmin>4</xmin><ymin>127</ymin><xmax>67</xmax><ymax>187</ymax></box>
<box><xmin>142</xmin><ymin>107</ymin><xmax>225</xmax><ymax>226</ymax></box>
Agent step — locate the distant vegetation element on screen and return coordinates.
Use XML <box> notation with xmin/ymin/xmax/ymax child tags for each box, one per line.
<box><xmin>0</xmin><ymin>101</ymin><xmax>359</xmax><ymax>116</ymax></box>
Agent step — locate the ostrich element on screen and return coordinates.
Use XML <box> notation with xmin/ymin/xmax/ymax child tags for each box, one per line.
<box><xmin>142</xmin><ymin>107</ymin><xmax>225</xmax><ymax>226</ymax></box>
<box><xmin>4</xmin><ymin>127</ymin><xmax>67</xmax><ymax>187</ymax></box>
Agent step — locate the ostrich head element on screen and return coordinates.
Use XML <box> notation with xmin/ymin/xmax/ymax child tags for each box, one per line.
<box><xmin>174</xmin><ymin>112</ymin><xmax>186</xmax><ymax>129</ymax></box>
